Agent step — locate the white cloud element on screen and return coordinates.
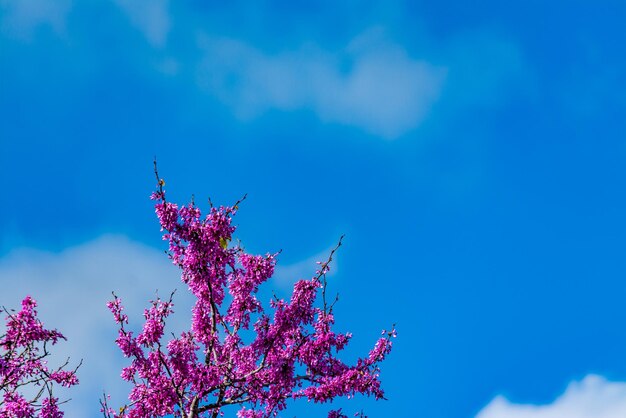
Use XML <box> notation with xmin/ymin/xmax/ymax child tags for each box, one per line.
<box><xmin>0</xmin><ymin>0</ymin><xmax>71</xmax><ymax>39</ymax></box>
<box><xmin>0</xmin><ymin>235</ymin><xmax>192</xmax><ymax>416</ymax></box>
<box><xmin>114</xmin><ymin>0</ymin><xmax>170</xmax><ymax>48</ymax></box>
<box><xmin>197</xmin><ymin>29</ymin><xmax>447</xmax><ymax>139</ymax></box>
<box><xmin>477</xmin><ymin>375</ymin><xmax>626</xmax><ymax>418</ymax></box>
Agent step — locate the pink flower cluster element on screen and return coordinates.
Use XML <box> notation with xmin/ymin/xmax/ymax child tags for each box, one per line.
<box><xmin>0</xmin><ymin>296</ymin><xmax>79</xmax><ymax>417</ymax></box>
<box><xmin>102</xmin><ymin>176</ymin><xmax>395</xmax><ymax>418</ymax></box>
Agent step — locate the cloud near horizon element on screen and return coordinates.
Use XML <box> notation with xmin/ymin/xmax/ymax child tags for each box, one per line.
<box><xmin>3</xmin><ymin>239</ymin><xmax>626</xmax><ymax>417</ymax></box>
<box><xmin>477</xmin><ymin>375</ymin><xmax>626</xmax><ymax>418</ymax></box>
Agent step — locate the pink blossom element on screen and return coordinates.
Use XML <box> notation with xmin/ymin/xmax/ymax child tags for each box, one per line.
<box><xmin>102</xmin><ymin>171</ymin><xmax>395</xmax><ymax>417</ymax></box>
<box><xmin>1</xmin><ymin>297</ymin><xmax>79</xmax><ymax>417</ymax></box>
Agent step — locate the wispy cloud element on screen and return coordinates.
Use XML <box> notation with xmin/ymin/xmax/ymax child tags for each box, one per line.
<box><xmin>113</xmin><ymin>0</ymin><xmax>170</xmax><ymax>48</ymax></box>
<box><xmin>195</xmin><ymin>26</ymin><xmax>526</xmax><ymax>139</ymax></box>
<box><xmin>0</xmin><ymin>235</ymin><xmax>191</xmax><ymax>416</ymax></box>
<box><xmin>273</xmin><ymin>242</ymin><xmax>340</xmax><ymax>289</ymax></box>
<box><xmin>476</xmin><ymin>375</ymin><xmax>626</xmax><ymax>418</ymax></box>
<box><xmin>1</xmin><ymin>0</ymin><xmax>524</xmax><ymax>140</ymax></box>
<box><xmin>197</xmin><ymin>28</ymin><xmax>447</xmax><ymax>139</ymax></box>
<box><xmin>0</xmin><ymin>0</ymin><xmax>71</xmax><ymax>39</ymax></box>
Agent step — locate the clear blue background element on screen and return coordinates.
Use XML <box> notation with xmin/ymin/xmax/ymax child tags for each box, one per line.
<box><xmin>1</xmin><ymin>1</ymin><xmax>626</xmax><ymax>417</ymax></box>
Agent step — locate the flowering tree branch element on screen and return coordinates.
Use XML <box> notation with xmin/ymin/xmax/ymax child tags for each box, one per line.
<box><xmin>1</xmin><ymin>297</ymin><xmax>80</xmax><ymax>417</ymax></box>
<box><xmin>101</xmin><ymin>163</ymin><xmax>396</xmax><ymax>418</ymax></box>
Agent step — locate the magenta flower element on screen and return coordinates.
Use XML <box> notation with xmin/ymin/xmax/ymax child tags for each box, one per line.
<box><xmin>1</xmin><ymin>297</ymin><xmax>80</xmax><ymax>417</ymax></box>
<box><xmin>102</xmin><ymin>165</ymin><xmax>395</xmax><ymax>417</ymax></box>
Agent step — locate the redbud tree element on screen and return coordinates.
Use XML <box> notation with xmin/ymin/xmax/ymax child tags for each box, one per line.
<box><xmin>101</xmin><ymin>163</ymin><xmax>396</xmax><ymax>418</ymax></box>
<box><xmin>0</xmin><ymin>296</ymin><xmax>80</xmax><ymax>417</ymax></box>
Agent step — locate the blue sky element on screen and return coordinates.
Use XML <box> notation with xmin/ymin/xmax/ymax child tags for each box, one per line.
<box><xmin>1</xmin><ymin>1</ymin><xmax>626</xmax><ymax>417</ymax></box>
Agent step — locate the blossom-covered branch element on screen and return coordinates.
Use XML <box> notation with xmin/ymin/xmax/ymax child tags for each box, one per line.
<box><xmin>102</xmin><ymin>163</ymin><xmax>395</xmax><ymax>418</ymax></box>
<box><xmin>1</xmin><ymin>296</ymin><xmax>80</xmax><ymax>417</ymax></box>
